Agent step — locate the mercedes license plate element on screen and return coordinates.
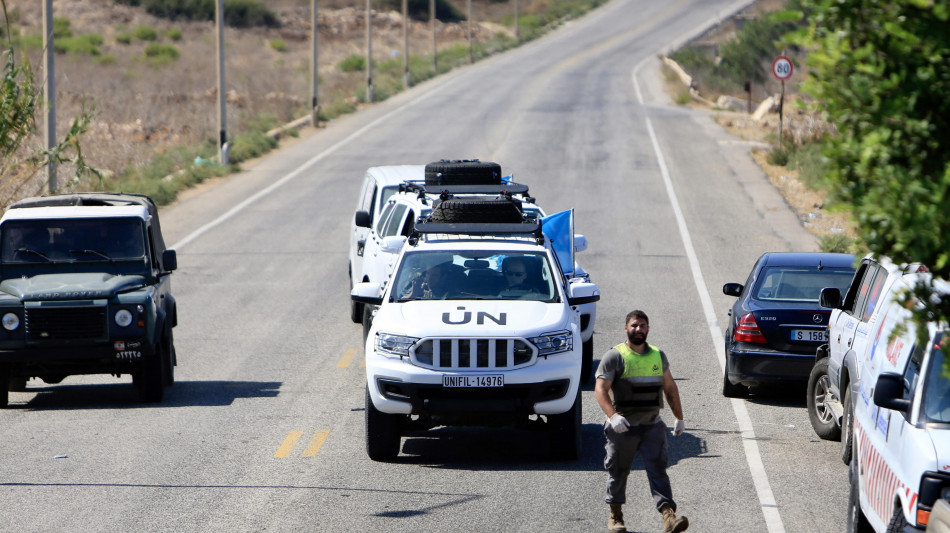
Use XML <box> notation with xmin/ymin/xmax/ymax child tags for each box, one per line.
<box><xmin>791</xmin><ymin>329</ymin><xmax>827</xmax><ymax>342</ymax></box>
<box><xmin>442</xmin><ymin>375</ymin><xmax>504</xmax><ymax>388</ymax></box>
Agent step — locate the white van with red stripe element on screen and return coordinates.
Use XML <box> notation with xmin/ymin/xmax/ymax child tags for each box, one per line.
<box><xmin>847</xmin><ymin>272</ymin><xmax>950</xmax><ymax>532</ymax></box>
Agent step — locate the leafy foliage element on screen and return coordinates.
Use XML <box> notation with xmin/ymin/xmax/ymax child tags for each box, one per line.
<box><xmin>114</xmin><ymin>0</ymin><xmax>278</xmax><ymax>28</ymax></box>
<box><xmin>791</xmin><ymin>0</ymin><xmax>950</xmax><ymax>337</ymax></box>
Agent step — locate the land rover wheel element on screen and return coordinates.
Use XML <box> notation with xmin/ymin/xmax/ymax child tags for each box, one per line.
<box><xmin>0</xmin><ymin>364</ymin><xmax>9</xmax><ymax>407</ymax></box>
<box><xmin>424</xmin><ymin>160</ymin><xmax>501</xmax><ymax>186</ymax></box>
<box><xmin>430</xmin><ymin>198</ymin><xmax>523</xmax><ymax>224</ymax></box>
<box><xmin>135</xmin><ymin>345</ymin><xmax>165</xmax><ymax>403</ymax></box>
<box><xmin>163</xmin><ymin>330</ymin><xmax>176</xmax><ymax>387</ymax></box>
<box><xmin>840</xmin><ymin>386</ymin><xmax>854</xmax><ymax>465</ymax></box>
<box><xmin>581</xmin><ymin>337</ymin><xmax>593</xmax><ymax>383</ymax></box>
<box><xmin>549</xmin><ymin>388</ymin><xmax>582</xmax><ymax>460</ymax></box>
<box><xmin>365</xmin><ymin>388</ymin><xmax>403</xmax><ymax>461</ymax></box>
<box><xmin>807</xmin><ymin>358</ymin><xmax>841</xmax><ymax>440</ymax></box>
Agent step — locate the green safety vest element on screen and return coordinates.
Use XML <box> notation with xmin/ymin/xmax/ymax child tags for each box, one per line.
<box><xmin>613</xmin><ymin>343</ymin><xmax>665</xmax><ymax>413</ymax></box>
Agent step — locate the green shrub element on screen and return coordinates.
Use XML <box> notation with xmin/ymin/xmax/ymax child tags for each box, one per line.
<box><xmin>97</xmin><ymin>53</ymin><xmax>118</xmax><ymax>65</ymax></box>
<box><xmin>53</xmin><ymin>17</ymin><xmax>72</xmax><ymax>38</ymax></box>
<box><xmin>269</xmin><ymin>38</ymin><xmax>287</xmax><ymax>52</ymax></box>
<box><xmin>374</xmin><ymin>0</ymin><xmax>464</xmax><ymax>22</ymax></box>
<box><xmin>133</xmin><ymin>24</ymin><xmax>159</xmax><ymax>41</ymax></box>
<box><xmin>767</xmin><ymin>145</ymin><xmax>790</xmax><ymax>166</ymax></box>
<box><xmin>55</xmin><ymin>34</ymin><xmax>104</xmax><ymax>55</ymax></box>
<box><xmin>143</xmin><ymin>43</ymin><xmax>180</xmax><ymax>66</ymax></box>
<box><xmin>114</xmin><ymin>0</ymin><xmax>277</xmax><ymax>28</ymax></box>
<box><xmin>116</xmin><ymin>32</ymin><xmax>133</xmax><ymax>45</ymax></box>
<box><xmin>228</xmin><ymin>131</ymin><xmax>278</xmax><ymax>164</ymax></box>
<box><xmin>165</xmin><ymin>28</ymin><xmax>183</xmax><ymax>41</ymax></box>
<box><xmin>819</xmin><ymin>233</ymin><xmax>856</xmax><ymax>254</ymax></box>
<box><xmin>338</xmin><ymin>54</ymin><xmax>366</xmax><ymax>72</ymax></box>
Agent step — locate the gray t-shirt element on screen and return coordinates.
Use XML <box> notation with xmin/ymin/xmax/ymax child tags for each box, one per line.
<box><xmin>596</xmin><ymin>346</ymin><xmax>670</xmax><ymax>426</ymax></box>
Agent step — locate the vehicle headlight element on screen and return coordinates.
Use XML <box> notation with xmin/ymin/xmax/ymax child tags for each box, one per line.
<box><xmin>2</xmin><ymin>312</ymin><xmax>19</xmax><ymax>331</ymax></box>
<box><xmin>114</xmin><ymin>309</ymin><xmax>133</xmax><ymax>327</ymax></box>
<box><xmin>376</xmin><ymin>333</ymin><xmax>419</xmax><ymax>357</ymax></box>
<box><xmin>530</xmin><ymin>330</ymin><xmax>573</xmax><ymax>356</ymax></box>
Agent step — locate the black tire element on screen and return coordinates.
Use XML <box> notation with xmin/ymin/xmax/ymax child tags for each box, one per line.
<box><xmin>885</xmin><ymin>506</ymin><xmax>910</xmax><ymax>533</ymax></box>
<box><xmin>841</xmin><ymin>386</ymin><xmax>854</xmax><ymax>465</ymax></box>
<box><xmin>424</xmin><ymin>160</ymin><xmax>501</xmax><ymax>186</ymax></box>
<box><xmin>581</xmin><ymin>336</ymin><xmax>593</xmax><ymax>383</ymax></box>
<box><xmin>362</xmin><ymin>305</ymin><xmax>374</xmax><ymax>344</ymax></box>
<box><xmin>847</xmin><ymin>449</ymin><xmax>873</xmax><ymax>533</ymax></box>
<box><xmin>349</xmin><ymin>267</ymin><xmax>363</xmax><ymax>324</ymax></box>
<box><xmin>365</xmin><ymin>387</ymin><xmax>403</xmax><ymax>461</ymax></box>
<box><xmin>0</xmin><ymin>364</ymin><xmax>9</xmax><ymax>408</ymax></box>
<box><xmin>430</xmin><ymin>198</ymin><xmax>523</xmax><ymax>224</ymax></box>
<box><xmin>135</xmin><ymin>344</ymin><xmax>165</xmax><ymax>403</ymax></box>
<box><xmin>163</xmin><ymin>329</ymin><xmax>176</xmax><ymax>387</ymax></box>
<box><xmin>722</xmin><ymin>352</ymin><xmax>749</xmax><ymax>398</ymax></box>
<box><xmin>549</xmin><ymin>388</ymin><xmax>582</xmax><ymax>460</ymax></box>
<box><xmin>807</xmin><ymin>358</ymin><xmax>841</xmax><ymax>440</ymax></box>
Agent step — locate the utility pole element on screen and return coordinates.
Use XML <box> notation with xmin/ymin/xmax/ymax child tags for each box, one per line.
<box><xmin>365</xmin><ymin>0</ymin><xmax>374</xmax><ymax>103</ymax></box>
<box><xmin>311</xmin><ymin>0</ymin><xmax>319</xmax><ymax>126</ymax></box>
<box><xmin>514</xmin><ymin>0</ymin><xmax>519</xmax><ymax>42</ymax></box>
<box><xmin>215</xmin><ymin>0</ymin><xmax>228</xmax><ymax>164</ymax></box>
<box><xmin>42</xmin><ymin>0</ymin><xmax>57</xmax><ymax>192</ymax></box>
<box><xmin>467</xmin><ymin>0</ymin><xmax>473</xmax><ymax>64</ymax></box>
<box><xmin>402</xmin><ymin>0</ymin><xmax>410</xmax><ymax>88</ymax></box>
<box><xmin>430</xmin><ymin>0</ymin><xmax>437</xmax><ymax>75</ymax></box>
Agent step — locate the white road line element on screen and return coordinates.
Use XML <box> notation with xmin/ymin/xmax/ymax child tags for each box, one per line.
<box><xmin>633</xmin><ymin>58</ymin><xmax>787</xmax><ymax>533</ymax></box>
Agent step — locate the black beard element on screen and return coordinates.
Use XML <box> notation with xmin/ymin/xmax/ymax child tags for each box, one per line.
<box><xmin>627</xmin><ymin>332</ymin><xmax>647</xmax><ymax>345</ymax></box>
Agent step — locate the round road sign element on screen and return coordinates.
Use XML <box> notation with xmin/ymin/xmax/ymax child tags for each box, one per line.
<box><xmin>772</xmin><ymin>56</ymin><xmax>793</xmax><ymax>81</ymax></box>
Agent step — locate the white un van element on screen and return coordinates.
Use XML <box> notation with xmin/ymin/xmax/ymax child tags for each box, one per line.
<box><xmin>847</xmin><ymin>272</ymin><xmax>950</xmax><ymax>533</ymax></box>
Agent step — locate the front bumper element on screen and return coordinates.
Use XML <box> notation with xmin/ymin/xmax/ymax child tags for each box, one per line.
<box><xmin>726</xmin><ymin>343</ymin><xmax>815</xmax><ymax>387</ymax></box>
<box><xmin>0</xmin><ymin>339</ymin><xmax>154</xmax><ymax>377</ymax></box>
<box><xmin>367</xmin><ymin>349</ymin><xmax>580</xmax><ymax>416</ymax></box>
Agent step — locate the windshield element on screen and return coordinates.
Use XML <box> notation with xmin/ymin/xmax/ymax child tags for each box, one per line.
<box><xmin>1</xmin><ymin>218</ymin><xmax>146</xmax><ymax>263</ymax></box>
<box><xmin>753</xmin><ymin>266</ymin><xmax>855</xmax><ymax>302</ymax></box>
<box><xmin>921</xmin><ymin>333</ymin><xmax>950</xmax><ymax>424</ymax></box>
<box><xmin>393</xmin><ymin>250</ymin><xmax>557</xmax><ymax>302</ymax></box>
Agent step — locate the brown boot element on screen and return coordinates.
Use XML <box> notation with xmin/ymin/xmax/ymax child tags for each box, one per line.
<box><xmin>661</xmin><ymin>504</ymin><xmax>689</xmax><ymax>533</ymax></box>
<box><xmin>607</xmin><ymin>503</ymin><xmax>626</xmax><ymax>532</ymax></box>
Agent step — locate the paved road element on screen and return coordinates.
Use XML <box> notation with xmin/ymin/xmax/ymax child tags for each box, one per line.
<box><xmin>1</xmin><ymin>0</ymin><xmax>849</xmax><ymax>531</ymax></box>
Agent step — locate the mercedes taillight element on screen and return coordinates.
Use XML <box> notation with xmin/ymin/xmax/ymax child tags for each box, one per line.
<box><xmin>734</xmin><ymin>313</ymin><xmax>767</xmax><ymax>344</ymax></box>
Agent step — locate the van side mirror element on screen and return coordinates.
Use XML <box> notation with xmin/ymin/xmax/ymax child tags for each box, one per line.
<box><xmin>873</xmin><ymin>373</ymin><xmax>911</xmax><ymax>413</ymax></box>
<box><xmin>819</xmin><ymin>287</ymin><xmax>842</xmax><ymax>309</ymax></box>
<box><xmin>722</xmin><ymin>283</ymin><xmax>743</xmax><ymax>297</ymax></box>
<box><xmin>573</xmin><ymin>234</ymin><xmax>588</xmax><ymax>253</ymax></box>
<box><xmin>354</xmin><ymin>210</ymin><xmax>371</xmax><ymax>228</ymax></box>
<box><xmin>162</xmin><ymin>249</ymin><xmax>177</xmax><ymax>271</ymax></box>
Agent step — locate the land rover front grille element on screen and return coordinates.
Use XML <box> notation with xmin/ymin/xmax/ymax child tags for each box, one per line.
<box><xmin>411</xmin><ymin>338</ymin><xmax>536</xmax><ymax>371</ymax></box>
<box><xmin>25</xmin><ymin>306</ymin><xmax>107</xmax><ymax>340</ymax></box>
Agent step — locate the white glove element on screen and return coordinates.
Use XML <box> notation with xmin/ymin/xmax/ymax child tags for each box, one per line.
<box><xmin>672</xmin><ymin>419</ymin><xmax>685</xmax><ymax>437</ymax></box>
<box><xmin>607</xmin><ymin>413</ymin><xmax>630</xmax><ymax>433</ymax></box>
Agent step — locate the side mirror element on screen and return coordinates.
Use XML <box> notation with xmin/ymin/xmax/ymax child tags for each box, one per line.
<box><xmin>380</xmin><ymin>236</ymin><xmax>407</xmax><ymax>254</ymax></box>
<box><xmin>573</xmin><ymin>234</ymin><xmax>588</xmax><ymax>253</ymax></box>
<box><xmin>568</xmin><ymin>281</ymin><xmax>600</xmax><ymax>306</ymax></box>
<box><xmin>819</xmin><ymin>287</ymin><xmax>842</xmax><ymax>309</ymax></box>
<box><xmin>722</xmin><ymin>283</ymin><xmax>743</xmax><ymax>297</ymax></box>
<box><xmin>873</xmin><ymin>373</ymin><xmax>911</xmax><ymax>413</ymax></box>
<box><xmin>351</xmin><ymin>282</ymin><xmax>384</xmax><ymax>306</ymax></box>
<box><xmin>162</xmin><ymin>249</ymin><xmax>177</xmax><ymax>271</ymax></box>
<box><xmin>354</xmin><ymin>210</ymin><xmax>371</xmax><ymax>229</ymax></box>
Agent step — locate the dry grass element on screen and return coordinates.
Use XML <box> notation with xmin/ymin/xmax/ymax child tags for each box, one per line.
<box><xmin>0</xmin><ymin>0</ymin><xmax>527</xmax><ymax>203</ymax></box>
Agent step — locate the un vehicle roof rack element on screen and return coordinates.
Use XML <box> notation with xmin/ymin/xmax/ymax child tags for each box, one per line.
<box><xmin>398</xmin><ymin>180</ymin><xmax>532</xmax><ymax>199</ymax></box>
<box><xmin>409</xmin><ymin>219</ymin><xmax>545</xmax><ymax>246</ymax></box>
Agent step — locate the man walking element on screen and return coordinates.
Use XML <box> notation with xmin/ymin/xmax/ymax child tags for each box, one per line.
<box><xmin>595</xmin><ymin>310</ymin><xmax>689</xmax><ymax>533</ymax></box>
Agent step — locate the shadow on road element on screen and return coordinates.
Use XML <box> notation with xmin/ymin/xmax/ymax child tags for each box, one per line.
<box><xmin>6</xmin><ymin>379</ymin><xmax>281</xmax><ymax>410</ymax></box>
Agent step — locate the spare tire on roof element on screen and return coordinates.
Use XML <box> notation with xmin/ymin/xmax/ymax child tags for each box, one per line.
<box><xmin>424</xmin><ymin>159</ymin><xmax>502</xmax><ymax>186</ymax></box>
<box><xmin>430</xmin><ymin>197</ymin><xmax>524</xmax><ymax>224</ymax></box>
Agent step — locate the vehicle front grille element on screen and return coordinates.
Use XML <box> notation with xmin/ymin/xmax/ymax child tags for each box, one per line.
<box><xmin>25</xmin><ymin>305</ymin><xmax>107</xmax><ymax>340</ymax></box>
<box><xmin>411</xmin><ymin>338</ymin><xmax>536</xmax><ymax>371</ymax></box>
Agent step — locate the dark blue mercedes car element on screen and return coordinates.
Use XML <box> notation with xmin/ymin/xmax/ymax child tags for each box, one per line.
<box><xmin>722</xmin><ymin>252</ymin><xmax>856</xmax><ymax>397</ymax></box>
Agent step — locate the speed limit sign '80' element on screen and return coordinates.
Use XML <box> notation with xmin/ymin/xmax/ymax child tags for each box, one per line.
<box><xmin>772</xmin><ymin>56</ymin><xmax>793</xmax><ymax>81</ymax></box>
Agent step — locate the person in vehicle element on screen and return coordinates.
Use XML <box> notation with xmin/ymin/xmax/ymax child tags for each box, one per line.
<box><xmin>499</xmin><ymin>256</ymin><xmax>536</xmax><ymax>292</ymax></box>
<box><xmin>403</xmin><ymin>261</ymin><xmax>459</xmax><ymax>299</ymax></box>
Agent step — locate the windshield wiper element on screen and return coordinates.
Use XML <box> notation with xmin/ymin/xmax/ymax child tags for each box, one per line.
<box><xmin>69</xmin><ymin>249</ymin><xmax>114</xmax><ymax>261</ymax></box>
<box><xmin>13</xmin><ymin>248</ymin><xmax>52</xmax><ymax>262</ymax></box>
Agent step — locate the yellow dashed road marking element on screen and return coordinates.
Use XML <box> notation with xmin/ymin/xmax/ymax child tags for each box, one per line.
<box><xmin>337</xmin><ymin>348</ymin><xmax>357</xmax><ymax>368</ymax></box>
<box><xmin>302</xmin><ymin>430</ymin><xmax>330</xmax><ymax>457</ymax></box>
<box><xmin>274</xmin><ymin>430</ymin><xmax>304</xmax><ymax>458</ymax></box>
<box><xmin>275</xmin><ymin>430</ymin><xmax>331</xmax><ymax>458</ymax></box>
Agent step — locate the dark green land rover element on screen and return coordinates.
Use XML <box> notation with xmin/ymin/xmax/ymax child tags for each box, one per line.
<box><xmin>0</xmin><ymin>193</ymin><xmax>178</xmax><ymax>406</ymax></box>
